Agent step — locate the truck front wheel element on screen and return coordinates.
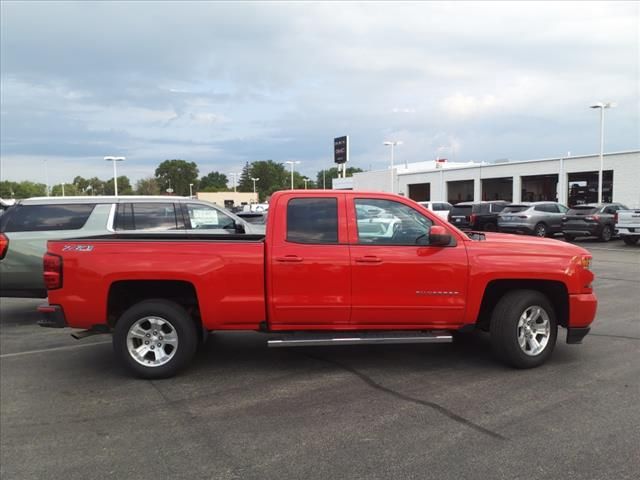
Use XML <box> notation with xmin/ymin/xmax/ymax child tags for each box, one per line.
<box><xmin>490</xmin><ymin>290</ymin><xmax>558</xmax><ymax>368</ymax></box>
<box><xmin>113</xmin><ymin>299</ymin><xmax>198</xmax><ymax>379</ymax></box>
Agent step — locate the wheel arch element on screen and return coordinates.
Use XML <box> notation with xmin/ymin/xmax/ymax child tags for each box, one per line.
<box><xmin>476</xmin><ymin>279</ymin><xmax>569</xmax><ymax>330</ymax></box>
<box><xmin>106</xmin><ymin>280</ymin><xmax>202</xmax><ymax>332</ymax></box>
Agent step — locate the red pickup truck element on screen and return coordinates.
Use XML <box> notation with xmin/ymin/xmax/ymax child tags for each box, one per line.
<box><xmin>39</xmin><ymin>191</ymin><xmax>597</xmax><ymax>378</ymax></box>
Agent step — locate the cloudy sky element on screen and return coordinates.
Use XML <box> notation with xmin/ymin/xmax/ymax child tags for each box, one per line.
<box><xmin>1</xmin><ymin>1</ymin><xmax>638</xmax><ymax>186</ymax></box>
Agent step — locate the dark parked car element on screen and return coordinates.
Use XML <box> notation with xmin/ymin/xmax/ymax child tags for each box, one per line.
<box><xmin>498</xmin><ymin>202</ymin><xmax>569</xmax><ymax>237</ymax></box>
<box><xmin>448</xmin><ymin>201</ymin><xmax>508</xmax><ymax>231</ymax></box>
<box><xmin>562</xmin><ymin>203</ymin><xmax>629</xmax><ymax>242</ymax></box>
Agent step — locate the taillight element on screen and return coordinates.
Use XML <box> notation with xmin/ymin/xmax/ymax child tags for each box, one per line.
<box><xmin>585</xmin><ymin>215</ymin><xmax>600</xmax><ymax>221</ymax></box>
<box><xmin>43</xmin><ymin>253</ymin><xmax>63</xmax><ymax>290</ymax></box>
<box><xmin>0</xmin><ymin>233</ymin><xmax>7</xmax><ymax>260</ymax></box>
<box><xmin>470</xmin><ymin>214</ymin><xmax>477</xmax><ymax>224</ymax></box>
<box><xmin>517</xmin><ymin>215</ymin><xmax>530</xmax><ymax>219</ymax></box>
<box><xmin>614</xmin><ymin>212</ymin><xmax>618</xmax><ymax>224</ymax></box>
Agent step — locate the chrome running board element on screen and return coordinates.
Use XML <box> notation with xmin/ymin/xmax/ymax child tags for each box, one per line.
<box><xmin>267</xmin><ymin>331</ymin><xmax>453</xmax><ymax>348</ymax></box>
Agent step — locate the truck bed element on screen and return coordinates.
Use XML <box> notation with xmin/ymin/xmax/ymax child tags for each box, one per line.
<box><xmin>46</xmin><ymin>235</ymin><xmax>266</xmax><ymax>331</ymax></box>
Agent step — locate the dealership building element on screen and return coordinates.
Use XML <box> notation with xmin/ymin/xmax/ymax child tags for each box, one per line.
<box><xmin>334</xmin><ymin>150</ymin><xmax>639</xmax><ymax>208</ymax></box>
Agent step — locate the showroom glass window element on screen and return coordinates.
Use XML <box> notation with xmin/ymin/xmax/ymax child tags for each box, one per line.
<box><xmin>286</xmin><ymin>198</ymin><xmax>338</xmax><ymax>244</ymax></box>
<box><xmin>354</xmin><ymin>198</ymin><xmax>432</xmax><ymax>245</ymax></box>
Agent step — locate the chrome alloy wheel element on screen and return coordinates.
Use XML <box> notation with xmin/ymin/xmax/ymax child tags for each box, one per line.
<box><xmin>126</xmin><ymin>316</ymin><xmax>179</xmax><ymax>367</ymax></box>
<box><xmin>516</xmin><ymin>306</ymin><xmax>551</xmax><ymax>356</ymax></box>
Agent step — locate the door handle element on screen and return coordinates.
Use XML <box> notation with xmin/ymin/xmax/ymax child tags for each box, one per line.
<box><xmin>355</xmin><ymin>256</ymin><xmax>382</xmax><ymax>264</ymax></box>
<box><xmin>275</xmin><ymin>255</ymin><xmax>303</xmax><ymax>263</ymax></box>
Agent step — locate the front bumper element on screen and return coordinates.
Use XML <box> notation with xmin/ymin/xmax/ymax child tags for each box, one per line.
<box><xmin>37</xmin><ymin>304</ymin><xmax>67</xmax><ymax>328</ymax></box>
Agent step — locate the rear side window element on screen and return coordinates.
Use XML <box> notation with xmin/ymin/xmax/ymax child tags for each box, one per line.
<box><xmin>115</xmin><ymin>203</ymin><xmax>179</xmax><ymax>231</ymax></box>
<box><xmin>472</xmin><ymin>204</ymin><xmax>489</xmax><ymax>214</ymax></box>
<box><xmin>535</xmin><ymin>204</ymin><xmax>558</xmax><ymax>213</ymax></box>
<box><xmin>503</xmin><ymin>205</ymin><xmax>529</xmax><ymax>213</ymax></box>
<box><xmin>490</xmin><ymin>204</ymin><xmax>506</xmax><ymax>213</ymax></box>
<box><xmin>287</xmin><ymin>198</ymin><xmax>338</xmax><ymax>244</ymax></box>
<box><xmin>2</xmin><ymin>204</ymin><xmax>95</xmax><ymax>232</ymax></box>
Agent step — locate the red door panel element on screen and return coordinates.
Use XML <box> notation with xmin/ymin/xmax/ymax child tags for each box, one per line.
<box><xmin>347</xmin><ymin>196</ymin><xmax>468</xmax><ymax>329</ymax></box>
<box><xmin>268</xmin><ymin>193</ymin><xmax>351</xmax><ymax>329</ymax></box>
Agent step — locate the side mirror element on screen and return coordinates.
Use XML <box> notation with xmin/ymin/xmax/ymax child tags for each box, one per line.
<box><xmin>234</xmin><ymin>222</ymin><xmax>246</xmax><ymax>234</ymax></box>
<box><xmin>429</xmin><ymin>225</ymin><xmax>451</xmax><ymax>246</ymax></box>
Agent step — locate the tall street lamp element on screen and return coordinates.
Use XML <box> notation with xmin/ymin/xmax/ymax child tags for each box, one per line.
<box><xmin>104</xmin><ymin>156</ymin><xmax>125</xmax><ymax>196</ymax></box>
<box><xmin>229</xmin><ymin>172</ymin><xmax>240</xmax><ymax>193</ymax></box>
<box><xmin>303</xmin><ymin>177</ymin><xmax>309</xmax><ymax>189</ymax></box>
<box><xmin>251</xmin><ymin>177</ymin><xmax>260</xmax><ymax>195</ymax></box>
<box><xmin>383</xmin><ymin>140</ymin><xmax>402</xmax><ymax>193</ymax></box>
<box><xmin>43</xmin><ymin>159</ymin><xmax>50</xmax><ymax>196</ymax></box>
<box><xmin>589</xmin><ymin>102</ymin><xmax>615</xmax><ymax>203</ymax></box>
<box><xmin>189</xmin><ymin>183</ymin><xmax>194</xmax><ymax>198</ymax></box>
<box><xmin>285</xmin><ymin>161</ymin><xmax>300</xmax><ymax>189</ymax></box>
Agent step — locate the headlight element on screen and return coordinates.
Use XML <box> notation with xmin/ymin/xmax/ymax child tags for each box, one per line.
<box><xmin>581</xmin><ymin>256</ymin><xmax>592</xmax><ymax>270</ymax></box>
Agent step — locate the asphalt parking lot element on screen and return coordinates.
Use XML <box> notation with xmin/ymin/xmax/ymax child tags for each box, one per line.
<box><xmin>1</xmin><ymin>239</ymin><xmax>638</xmax><ymax>480</ymax></box>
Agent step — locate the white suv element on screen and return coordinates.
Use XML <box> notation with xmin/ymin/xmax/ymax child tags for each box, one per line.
<box><xmin>418</xmin><ymin>201</ymin><xmax>453</xmax><ymax>221</ymax></box>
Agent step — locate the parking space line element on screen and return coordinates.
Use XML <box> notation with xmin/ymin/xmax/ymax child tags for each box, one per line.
<box><xmin>0</xmin><ymin>341</ymin><xmax>111</xmax><ymax>359</ymax></box>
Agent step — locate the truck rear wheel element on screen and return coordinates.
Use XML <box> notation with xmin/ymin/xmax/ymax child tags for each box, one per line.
<box><xmin>490</xmin><ymin>290</ymin><xmax>557</xmax><ymax>369</ymax></box>
<box><xmin>113</xmin><ymin>299</ymin><xmax>198</xmax><ymax>379</ymax></box>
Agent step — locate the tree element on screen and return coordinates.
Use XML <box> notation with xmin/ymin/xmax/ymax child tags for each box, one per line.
<box><xmin>316</xmin><ymin>167</ymin><xmax>363</xmax><ymax>189</ymax></box>
<box><xmin>135</xmin><ymin>177</ymin><xmax>161</xmax><ymax>195</ymax></box>
<box><xmin>198</xmin><ymin>171</ymin><xmax>228</xmax><ymax>192</ymax></box>
<box><xmin>248</xmin><ymin>160</ymin><xmax>288</xmax><ymax>202</ymax></box>
<box><xmin>104</xmin><ymin>176</ymin><xmax>133</xmax><ymax>195</ymax></box>
<box><xmin>0</xmin><ymin>181</ymin><xmax>47</xmax><ymax>199</ymax></box>
<box><xmin>237</xmin><ymin>162</ymin><xmax>252</xmax><ymax>192</ymax></box>
<box><xmin>50</xmin><ymin>183</ymin><xmax>80</xmax><ymax>196</ymax></box>
<box><xmin>154</xmin><ymin>159</ymin><xmax>199</xmax><ymax>196</ymax></box>
<box><xmin>73</xmin><ymin>176</ymin><xmax>105</xmax><ymax>195</ymax></box>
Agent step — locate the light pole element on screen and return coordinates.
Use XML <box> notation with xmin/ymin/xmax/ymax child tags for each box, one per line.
<box><xmin>104</xmin><ymin>156</ymin><xmax>125</xmax><ymax>196</ymax></box>
<box><xmin>229</xmin><ymin>172</ymin><xmax>240</xmax><ymax>192</ymax></box>
<box><xmin>303</xmin><ymin>177</ymin><xmax>309</xmax><ymax>189</ymax></box>
<box><xmin>61</xmin><ymin>183</ymin><xmax>65</xmax><ymax>196</ymax></box>
<box><xmin>589</xmin><ymin>102</ymin><xmax>615</xmax><ymax>203</ymax></box>
<box><xmin>189</xmin><ymin>183</ymin><xmax>194</xmax><ymax>198</ymax></box>
<box><xmin>383</xmin><ymin>140</ymin><xmax>402</xmax><ymax>193</ymax></box>
<box><xmin>251</xmin><ymin>177</ymin><xmax>260</xmax><ymax>195</ymax></box>
<box><xmin>285</xmin><ymin>161</ymin><xmax>300</xmax><ymax>189</ymax></box>
<box><xmin>44</xmin><ymin>160</ymin><xmax>50</xmax><ymax>196</ymax></box>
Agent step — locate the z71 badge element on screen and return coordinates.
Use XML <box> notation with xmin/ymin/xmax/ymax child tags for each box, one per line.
<box><xmin>62</xmin><ymin>245</ymin><xmax>94</xmax><ymax>252</ymax></box>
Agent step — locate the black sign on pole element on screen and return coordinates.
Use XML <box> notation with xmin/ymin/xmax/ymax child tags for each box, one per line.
<box><xmin>334</xmin><ymin>136</ymin><xmax>348</xmax><ymax>164</ymax></box>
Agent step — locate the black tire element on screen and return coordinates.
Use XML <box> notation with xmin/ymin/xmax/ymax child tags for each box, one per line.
<box><xmin>563</xmin><ymin>233</ymin><xmax>575</xmax><ymax>242</ymax></box>
<box><xmin>599</xmin><ymin>224</ymin><xmax>612</xmax><ymax>242</ymax></box>
<box><xmin>113</xmin><ymin>299</ymin><xmax>198</xmax><ymax>379</ymax></box>
<box><xmin>533</xmin><ymin>222</ymin><xmax>548</xmax><ymax>237</ymax></box>
<box><xmin>483</xmin><ymin>222</ymin><xmax>497</xmax><ymax>232</ymax></box>
<box><xmin>622</xmin><ymin>236</ymin><xmax>639</xmax><ymax>245</ymax></box>
<box><xmin>490</xmin><ymin>290</ymin><xmax>558</xmax><ymax>369</ymax></box>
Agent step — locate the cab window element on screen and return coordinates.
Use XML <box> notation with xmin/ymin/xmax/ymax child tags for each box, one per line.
<box><xmin>355</xmin><ymin>198</ymin><xmax>433</xmax><ymax>245</ymax></box>
<box><xmin>287</xmin><ymin>198</ymin><xmax>338</xmax><ymax>244</ymax></box>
